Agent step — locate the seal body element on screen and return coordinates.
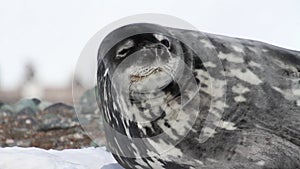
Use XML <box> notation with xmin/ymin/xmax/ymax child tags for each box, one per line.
<box><xmin>97</xmin><ymin>23</ymin><xmax>300</xmax><ymax>169</ymax></box>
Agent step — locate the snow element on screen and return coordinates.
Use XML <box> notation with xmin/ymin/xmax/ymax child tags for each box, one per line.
<box><xmin>0</xmin><ymin>147</ymin><xmax>123</xmax><ymax>169</ymax></box>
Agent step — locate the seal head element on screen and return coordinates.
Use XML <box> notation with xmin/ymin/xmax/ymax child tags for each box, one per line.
<box><xmin>97</xmin><ymin>23</ymin><xmax>204</xmax><ymax>169</ymax></box>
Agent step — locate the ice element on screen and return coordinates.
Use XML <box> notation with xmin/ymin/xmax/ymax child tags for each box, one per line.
<box><xmin>0</xmin><ymin>147</ymin><xmax>123</xmax><ymax>169</ymax></box>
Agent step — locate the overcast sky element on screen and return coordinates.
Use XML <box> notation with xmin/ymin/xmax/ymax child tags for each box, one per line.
<box><xmin>0</xmin><ymin>0</ymin><xmax>299</xmax><ymax>90</ymax></box>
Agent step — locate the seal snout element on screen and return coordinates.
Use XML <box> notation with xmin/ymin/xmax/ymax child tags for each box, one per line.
<box><xmin>129</xmin><ymin>66</ymin><xmax>162</xmax><ymax>83</ymax></box>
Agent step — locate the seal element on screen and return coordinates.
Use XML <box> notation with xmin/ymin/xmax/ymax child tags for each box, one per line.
<box><xmin>97</xmin><ymin>23</ymin><xmax>300</xmax><ymax>169</ymax></box>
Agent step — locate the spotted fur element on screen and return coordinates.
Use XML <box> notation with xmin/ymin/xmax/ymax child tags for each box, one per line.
<box><xmin>97</xmin><ymin>23</ymin><xmax>300</xmax><ymax>169</ymax></box>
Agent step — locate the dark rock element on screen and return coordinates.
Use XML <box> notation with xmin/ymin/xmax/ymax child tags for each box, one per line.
<box><xmin>0</xmin><ymin>102</ymin><xmax>4</xmax><ymax>109</ymax></box>
<box><xmin>76</xmin><ymin>87</ymin><xmax>106</xmax><ymax>146</ymax></box>
<box><xmin>37</xmin><ymin>103</ymin><xmax>79</xmax><ymax>131</ymax></box>
<box><xmin>18</xmin><ymin>107</ymin><xmax>36</xmax><ymax>116</ymax></box>
<box><xmin>77</xmin><ymin>87</ymin><xmax>101</xmax><ymax>123</ymax></box>
<box><xmin>0</xmin><ymin>104</ymin><xmax>14</xmax><ymax>113</ymax></box>
<box><xmin>31</xmin><ymin>98</ymin><xmax>41</xmax><ymax>105</ymax></box>
<box><xmin>15</xmin><ymin>99</ymin><xmax>40</xmax><ymax>113</ymax></box>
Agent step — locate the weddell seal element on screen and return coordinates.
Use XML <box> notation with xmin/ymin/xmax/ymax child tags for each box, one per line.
<box><xmin>96</xmin><ymin>23</ymin><xmax>300</xmax><ymax>169</ymax></box>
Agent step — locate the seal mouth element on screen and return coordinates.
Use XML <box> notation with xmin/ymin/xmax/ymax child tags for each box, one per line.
<box><xmin>129</xmin><ymin>66</ymin><xmax>163</xmax><ymax>84</ymax></box>
<box><xmin>129</xmin><ymin>65</ymin><xmax>176</xmax><ymax>90</ymax></box>
<box><xmin>127</xmin><ymin>44</ymin><xmax>179</xmax><ymax>93</ymax></box>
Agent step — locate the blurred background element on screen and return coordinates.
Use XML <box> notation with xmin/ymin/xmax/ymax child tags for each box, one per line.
<box><xmin>0</xmin><ymin>0</ymin><xmax>299</xmax><ymax>104</ymax></box>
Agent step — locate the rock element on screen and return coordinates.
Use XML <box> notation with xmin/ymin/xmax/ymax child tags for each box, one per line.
<box><xmin>0</xmin><ymin>104</ymin><xmax>14</xmax><ymax>114</ymax></box>
<box><xmin>15</xmin><ymin>98</ymin><xmax>40</xmax><ymax>113</ymax></box>
<box><xmin>77</xmin><ymin>87</ymin><xmax>101</xmax><ymax>123</ymax></box>
<box><xmin>0</xmin><ymin>102</ymin><xmax>4</xmax><ymax>109</ymax></box>
<box><xmin>0</xmin><ymin>100</ymin><xmax>94</xmax><ymax>149</ymax></box>
<box><xmin>76</xmin><ymin>87</ymin><xmax>106</xmax><ymax>146</ymax></box>
<box><xmin>37</xmin><ymin>103</ymin><xmax>79</xmax><ymax>131</ymax></box>
<box><xmin>37</xmin><ymin>101</ymin><xmax>52</xmax><ymax>111</ymax></box>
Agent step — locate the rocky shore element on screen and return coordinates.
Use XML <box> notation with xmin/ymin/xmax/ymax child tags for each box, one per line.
<box><xmin>0</xmin><ymin>89</ymin><xmax>102</xmax><ymax>150</ymax></box>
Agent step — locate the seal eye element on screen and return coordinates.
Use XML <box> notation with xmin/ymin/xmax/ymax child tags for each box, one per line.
<box><xmin>161</xmin><ymin>39</ymin><xmax>170</xmax><ymax>48</ymax></box>
<box><xmin>153</xmin><ymin>34</ymin><xmax>171</xmax><ymax>49</ymax></box>
<box><xmin>116</xmin><ymin>48</ymin><xmax>130</xmax><ymax>58</ymax></box>
<box><xmin>118</xmin><ymin>48</ymin><xmax>129</xmax><ymax>56</ymax></box>
<box><xmin>116</xmin><ymin>40</ymin><xmax>134</xmax><ymax>59</ymax></box>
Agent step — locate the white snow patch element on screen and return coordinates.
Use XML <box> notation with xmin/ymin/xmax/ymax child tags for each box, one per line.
<box><xmin>0</xmin><ymin>147</ymin><xmax>122</xmax><ymax>169</ymax></box>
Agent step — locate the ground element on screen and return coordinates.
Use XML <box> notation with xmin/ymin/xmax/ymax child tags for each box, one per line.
<box><xmin>0</xmin><ymin>147</ymin><xmax>123</xmax><ymax>169</ymax></box>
